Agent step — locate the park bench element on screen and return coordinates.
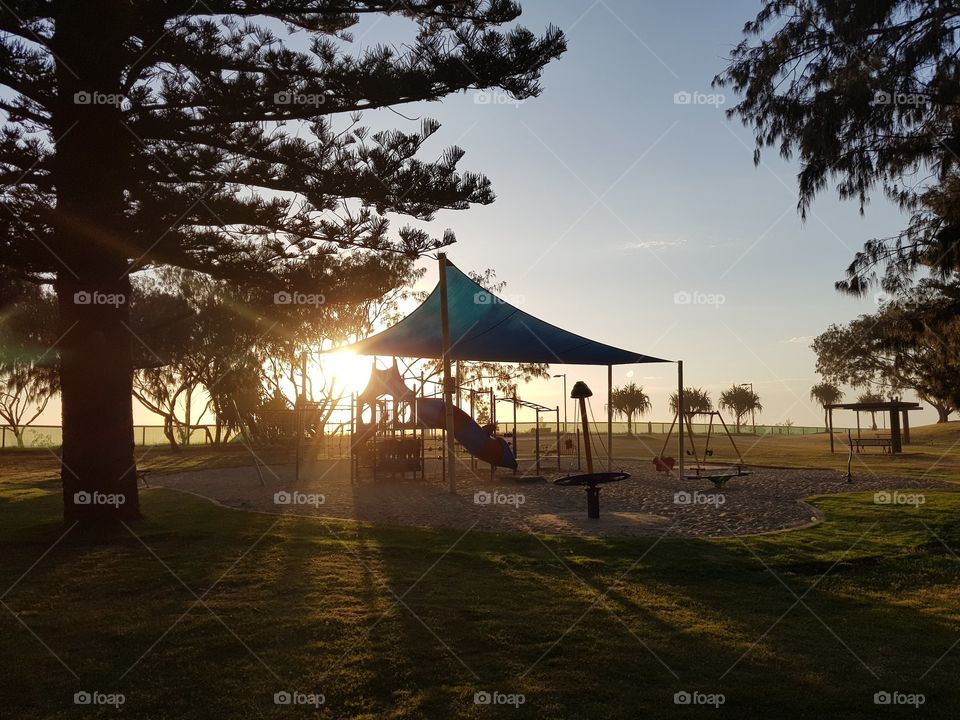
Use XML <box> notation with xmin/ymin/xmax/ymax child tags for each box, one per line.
<box><xmin>849</xmin><ymin>436</ymin><xmax>892</xmax><ymax>454</ymax></box>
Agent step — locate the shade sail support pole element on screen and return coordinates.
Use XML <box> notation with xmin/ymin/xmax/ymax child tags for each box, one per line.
<box><xmin>677</xmin><ymin>361</ymin><xmax>684</xmax><ymax>480</ymax></box>
<box><xmin>607</xmin><ymin>365</ymin><xmax>613</xmax><ymax>471</ymax></box>
<box><xmin>438</xmin><ymin>253</ymin><xmax>456</xmax><ymax>493</ymax></box>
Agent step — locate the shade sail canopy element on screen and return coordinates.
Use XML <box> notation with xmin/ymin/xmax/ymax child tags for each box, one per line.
<box><xmin>337</xmin><ymin>261</ymin><xmax>669</xmax><ymax>365</ymax></box>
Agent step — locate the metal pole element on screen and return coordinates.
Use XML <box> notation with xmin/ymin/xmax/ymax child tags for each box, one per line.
<box><xmin>469</xmin><ymin>391</ymin><xmax>476</xmax><ymax>470</ymax></box>
<box><xmin>678</xmin><ymin>361</ymin><xmax>684</xmax><ymax>480</ymax></box>
<box><xmin>512</xmin><ymin>392</ymin><xmax>518</xmax><ymax>475</ymax></box>
<box><xmin>535</xmin><ymin>410</ymin><xmax>541</xmax><ymax>475</ymax></box>
<box><xmin>607</xmin><ymin>365</ymin><xmax>613</xmax><ymax>471</ymax></box>
<box><xmin>438</xmin><ymin>253</ymin><xmax>456</xmax><ymax>493</ymax></box>
<box><xmin>563</xmin><ymin>375</ymin><xmax>567</xmax><ymax>432</ymax></box>
<box><xmin>556</xmin><ymin>406</ymin><xmax>561</xmax><ymax>470</ymax></box>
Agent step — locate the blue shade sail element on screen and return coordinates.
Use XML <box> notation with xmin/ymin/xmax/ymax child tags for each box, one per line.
<box><xmin>337</xmin><ymin>261</ymin><xmax>670</xmax><ymax>366</ymax></box>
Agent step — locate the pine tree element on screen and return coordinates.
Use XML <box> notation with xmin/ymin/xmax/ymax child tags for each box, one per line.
<box><xmin>0</xmin><ymin>2</ymin><xmax>565</xmax><ymax>522</ymax></box>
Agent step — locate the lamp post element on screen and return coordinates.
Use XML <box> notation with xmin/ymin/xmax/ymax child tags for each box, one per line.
<box><xmin>553</xmin><ymin>373</ymin><xmax>567</xmax><ymax>432</ymax></box>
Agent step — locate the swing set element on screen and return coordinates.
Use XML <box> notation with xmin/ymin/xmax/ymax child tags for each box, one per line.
<box><xmin>654</xmin><ymin>409</ymin><xmax>750</xmax><ymax>489</ymax></box>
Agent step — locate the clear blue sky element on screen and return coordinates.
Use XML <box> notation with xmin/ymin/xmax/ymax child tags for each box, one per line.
<box><xmin>342</xmin><ymin>1</ymin><xmax>923</xmax><ymax>426</ymax></box>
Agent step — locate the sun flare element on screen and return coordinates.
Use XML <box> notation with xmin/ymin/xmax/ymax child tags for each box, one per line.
<box><xmin>316</xmin><ymin>350</ymin><xmax>375</xmax><ymax>397</ymax></box>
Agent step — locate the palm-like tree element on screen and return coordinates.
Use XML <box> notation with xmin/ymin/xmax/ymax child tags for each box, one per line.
<box><xmin>857</xmin><ymin>391</ymin><xmax>886</xmax><ymax>430</ymax></box>
<box><xmin>810</xmin><ymin>382</ymin><xmax>844</xmax><ymax>429</ymax></box>
<box><xmin>719</xmin><ymin>385</ymin><xmax>763</xmax><ymax>432</ymax></box>
<box><xmin>610</xmin><ymin>383</ymin><xmax>652</xmax><ymax>436</ymax></box>
<box><xmin>669</xmin><ymin>387</ymin><xmax>713</xmax><ymax>416</ymax></box>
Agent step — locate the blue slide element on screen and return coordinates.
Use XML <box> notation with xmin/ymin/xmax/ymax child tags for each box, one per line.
<box><xmin>415</xmin><ymin>398</ymin><xmax>518</xmax><ymax>470</ymax></box>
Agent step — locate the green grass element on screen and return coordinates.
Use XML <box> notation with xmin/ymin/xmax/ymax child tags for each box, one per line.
<box><xmin>603</xmin><ymin>420</ymin><xmax>960</xmax><ymax>482</ymax></box>
<box><xmin>3</xmin><ymin>467</ymin><xmax>960</xmax><ymax>718</ymax></box>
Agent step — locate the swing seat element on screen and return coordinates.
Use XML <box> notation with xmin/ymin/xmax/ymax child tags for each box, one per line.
<box><xmin>684</xmin><ymin>466</ymin><xmax>750</xmax><ymax>490</ymax></box>
<box><xmin>653</xmin><ymin>456</ymin><xmax>675</xmax><ymax>473</ymax></box>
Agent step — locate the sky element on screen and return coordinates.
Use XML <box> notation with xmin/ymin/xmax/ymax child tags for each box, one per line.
<box><xmin>28</xmin><ymin>1</ymin><xmax>937</xmax><ymax>429</ymax></box>
<box><xmin>338</xmin><ymin>0</ymin><xmax>928</xmax><ymax>427</ymax></box>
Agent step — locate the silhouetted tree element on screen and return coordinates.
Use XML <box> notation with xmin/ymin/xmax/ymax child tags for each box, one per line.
<box><xmin>717</xmin><ymin>1</ymin><xmax>960</xmax><ymax>292</ymax></box>
<box><xmin>0</xmin><ymin>2</ymin><xmax>565</xmax><ymax>522</ymax></box>
<box><xmin>669</xmin><ymin>387</ymin><xmax>712</xmax><ymax>416</ymax></box>
<box><xmin>856</xmin><ymin>391</ymin><xmax>886</xmax><ymax>431</ymax></box>
<box><xmin>719</xmin><ymin>385</ymin><xmax>762</xmax><ymax>432</ymax></box>
<box><xmin>610</xmin><ymin>383</ymin><xmax>651</xmax><ymax>436</ymax></box>
<box><xmin>813</xmin><ymin>281</ymin><xmax>960</xmax><ymax>422</ymax></box>
<box><xmin>810</xmin><ymin>383</ymin><xmax>844</xmax><ymax>429</ymax></box>
<box><xmin>0</xmin><ymin>272</ymin><xmax>58</xmax><ymax>446</ymax></box>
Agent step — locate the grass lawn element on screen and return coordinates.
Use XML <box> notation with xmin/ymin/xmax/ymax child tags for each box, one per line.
<box><xmin>602</xmin><ymin>420</ymin><xmax>960</xmax><ymax>482</ymax></box>
<box><xmin>2</xmin><ymin>448</ymin><xmax>960</xmax><ymax>718</ymax></box>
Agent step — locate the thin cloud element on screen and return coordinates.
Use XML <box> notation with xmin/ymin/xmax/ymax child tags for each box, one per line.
<box><xmin>783</xmin><ymin>335</ymin><xmax>815</xmax><ymax>344</ymax></box>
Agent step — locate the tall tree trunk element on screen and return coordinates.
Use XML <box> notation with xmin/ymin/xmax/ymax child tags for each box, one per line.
<box><xmin>53</xmin><ymin>3</ymin><xmax>139</xmax><ymax>523</ymax></box>
<box><xmin>935</xmin><ymin>404</ymin><xmax>952</xmax><ymax>424</ymax></box>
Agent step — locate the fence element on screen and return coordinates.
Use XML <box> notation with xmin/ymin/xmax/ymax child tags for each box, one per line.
<box><xmin>1</xmin><ymin>420</ymin><xmax>836</xmax><ymax>450</ymax></box>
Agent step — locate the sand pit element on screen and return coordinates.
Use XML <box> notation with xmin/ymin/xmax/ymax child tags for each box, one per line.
<box><xmin>151</xmin><ymin>458</ymin><xmax>956</xmax><ymax>538</ymax></box>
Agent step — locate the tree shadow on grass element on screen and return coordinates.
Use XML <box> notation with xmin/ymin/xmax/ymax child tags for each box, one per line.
<box><xmin>3</xmin><ymin>489</ymin><xmax>960</xmax><ymax>718</ymax></box>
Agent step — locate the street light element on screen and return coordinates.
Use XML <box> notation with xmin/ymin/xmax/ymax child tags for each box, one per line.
<box><xmin>553</xmin><ymin>373</ymin><xmax>567</xmax><ymax>432</ymax></box>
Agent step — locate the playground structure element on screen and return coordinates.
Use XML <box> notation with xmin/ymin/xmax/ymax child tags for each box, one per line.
<box><xmin>348</xmin><ymin>359</ymin><xmax>576</xmax><ymax>482</ymax></box>
<box><xmin>554</xmin><ymin>380</ymin><xmax>631</xmax><ymax>519</ymax></box>
<box><xmin>654</xmin><ymin>408</ymin><xmax>750</xmax><ymax>489</ymax></box>
<box><xmin>331</xmin><ymin>254</ymin><xmax>684</xmax><ymax>491</ymax></box>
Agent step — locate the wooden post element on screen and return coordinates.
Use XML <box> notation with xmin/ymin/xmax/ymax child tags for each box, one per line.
<box><xmin>677</xmin><ymin>361</ymin><xmax>684</xmax><ymax>480</ymax></box>
<box><xmin>579</xmin><ymin>396</ymin><xmax>594</xmax><ymax>474</ymax></box>
<box><xmin>902</xmin><ymin>410</ymin><xmax>910</xmax><ymax>444</ymax></box>
<box><xmin>607</xmin><ymin>364</ymin><xmax>613</xmax><ymax>471</ymax></box>
<box><xmin>829</xmin><ymin>407</ymin><xmax>835</xmax><ymax>453</ymax></box>
<box><xmin>890</xmin><ymin>408</ymin><xmax>902</xmax><ymax>454</ymax></box>
<box><xmin>438</xmin><ymin>253</ymin><xmax>456</xmax><ymax>493</ymax></box>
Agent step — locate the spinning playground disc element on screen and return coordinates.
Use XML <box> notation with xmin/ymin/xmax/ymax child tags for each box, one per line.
<box><xmin>554</xmin><ymin>472</ymin><xmax>631</xmax><ymax>487</ymax></box>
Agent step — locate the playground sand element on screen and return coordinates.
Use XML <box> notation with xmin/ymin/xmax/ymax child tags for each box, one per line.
<box><xmin>151</xmin><ymin>459</ymin><xmax>956</xmax><ymax>538</ymax></box>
